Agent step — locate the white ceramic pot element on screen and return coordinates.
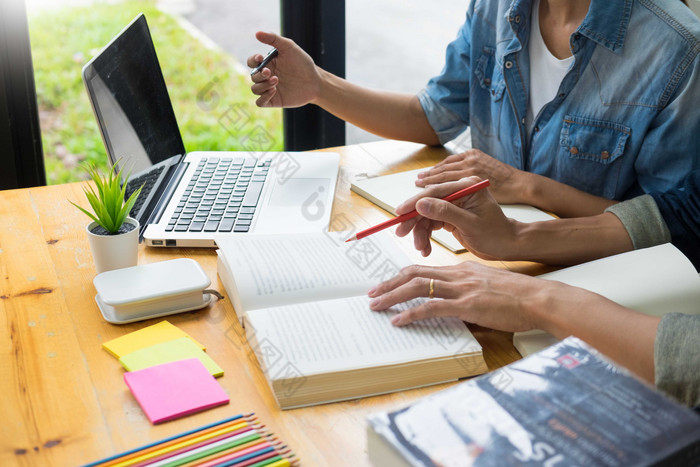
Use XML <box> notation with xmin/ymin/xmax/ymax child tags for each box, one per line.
<box><xmin>86</xmin><ymin>217</ymin><xmax>139</xmax><ymax>274</ymax></box>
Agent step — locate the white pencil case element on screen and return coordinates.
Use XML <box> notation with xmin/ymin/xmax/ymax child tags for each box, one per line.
<box><xmin>93</xmin><ymin>258</ymin><xmax>219</xmax><ymax>324</ymax></box>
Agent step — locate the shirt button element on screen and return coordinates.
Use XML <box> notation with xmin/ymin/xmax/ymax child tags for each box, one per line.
<box><xmin>515</xmin><ymin>15</ymin><xmax>521</xmax><ymax>23</ymax></box>
<box><xmin>491</xmin><ymin>89</ymin><xmax>496</xmax><ymax>96</ymax></box>
<box><xmin>484</xmin><ymin>78</ymin><xmax>491</xmax><ymax>87</ymax></box>
<box><xmin>534</xmin><ymin>126</ymin><xmax>540</xmax><ymax>133</ymax></box>
<box><xmin>601</xmin><ymin>150</ymin><xmax>610</xmax><ymax>160</ymax></box>
<box><xmin>570</xmin><ymin>147</ymin><xmax>579</xmax><ymax>155</ymax></box>
<box><xmin>573</xmin><ymin>33</ymin><xmax>581</xmax><ymax>41</ymax></box>
<box><xmin>521</xmin><ymin>117</ymin><xmax>526</xmax><ymax>125</ymax></box>
<box><xmin>505</xmin><ymin>61</ymin><xmax>513</xmax><ymax>69</ymax></box>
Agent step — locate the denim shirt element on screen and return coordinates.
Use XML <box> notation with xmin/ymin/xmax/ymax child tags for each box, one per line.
<box><xmin>418</xmin><ymin>0</ymin><xmax>700</xmax><ymax>200</ymax></box>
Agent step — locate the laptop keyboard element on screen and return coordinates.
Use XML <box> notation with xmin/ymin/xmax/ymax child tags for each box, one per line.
<box><xmin>166</xmin><ymin>156</ymin><xmax>271</xmax><ymax>233</ymax></box>
<box><xmin>127</xmin><ymin>165</ymin><xmax>165</xmax><ymax>217</ymax></box>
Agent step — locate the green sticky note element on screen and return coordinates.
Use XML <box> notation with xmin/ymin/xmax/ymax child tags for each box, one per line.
<box><xmin>119</xmin><ymin>337</ymin><xmax>223</xmax><ymax>377</ymax></box>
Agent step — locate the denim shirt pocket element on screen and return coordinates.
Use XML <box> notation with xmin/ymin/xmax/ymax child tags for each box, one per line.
<box><xmin>560</xmin><ymin>115</ymin><xmax>630</xmax><ymax>165</ymax></box>
<box><xmin>474</xmin><ymin>46</ymin><xmax>505</xmax><ymax>102</ymax></box>
<box><xmin>557</xmin><ymin>115</ymin><xmax>632</xmax><ymax>198</ymax></box>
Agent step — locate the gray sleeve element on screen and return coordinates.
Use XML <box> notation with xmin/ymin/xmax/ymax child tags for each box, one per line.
<box><xmin>604</xmin><ymin>194</ymin><xmax>671</xmax><ymax>250</ymax></box>
<box><xmin>654</xmin><ymin>313</ymin><xmax>700</xmax><ymax>407</ymax></box>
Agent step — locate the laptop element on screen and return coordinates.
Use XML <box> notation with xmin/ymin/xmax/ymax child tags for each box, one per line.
<box><xmin>82</xmin><ymin>14</ymin><xmax>339</xmax><ymax>247</ymax></box>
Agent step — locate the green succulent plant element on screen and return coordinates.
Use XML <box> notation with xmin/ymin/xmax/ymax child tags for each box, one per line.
<box><xmin>71</xmin><ymin>163</ymin><xmax>142</xmax><ymax>234</ymax></box>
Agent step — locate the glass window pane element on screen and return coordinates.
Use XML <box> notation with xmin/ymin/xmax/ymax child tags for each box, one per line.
<box><xmin>346</xmin><ymin>0</ymin><xmax>469</xmax><ymax>144</ymax></box>
<box><xmin>26</xmin><ymin>0</ymin><xmax>282</xmax><ymax>185</ymax></box>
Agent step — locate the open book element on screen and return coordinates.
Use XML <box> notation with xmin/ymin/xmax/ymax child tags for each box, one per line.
<box><xmin>351</xmin><ymin>168</ymin><xmax>556</xmax><ymax>252</ymax></box>
<box><xmin>216</xmin><ymin>231</ymin><xmax>487</xmax><ymax>409</ymax></box>
<box><xmin>514</xmin><ymin>243</ymin><xmax>700</xmax><ymax>357</ymax></box>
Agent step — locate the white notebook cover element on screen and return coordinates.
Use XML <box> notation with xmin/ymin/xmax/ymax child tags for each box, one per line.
<box><xmin>351</xmin><ymin>168</ymin><xmax>555</xmax><ymax>252</ymax></box>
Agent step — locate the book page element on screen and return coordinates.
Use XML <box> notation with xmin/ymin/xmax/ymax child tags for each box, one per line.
<box><xmin>351</xmin><ymin>168</ymin><xmax>555</xmax><ymax>252</ymax></box>
<box><xmin>514</xmin><ymin>243</ymin><xmax>700</xmax><ymax>356</ymax></box>
<box><xmin>216</xmin><ymin>231</ymin><xmax>412</xmax><ymax>312</ymax></box>
<box><xmin>245</xmin><ymin>295</ymin><xmax>481</xmax><ymax>377</ymax></box>
<box><xmin>537</xmin><ymin>243</ymin><xmax>700</xmax><ymax>316</ymax></box>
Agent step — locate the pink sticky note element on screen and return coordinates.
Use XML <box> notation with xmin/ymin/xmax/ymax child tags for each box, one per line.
<box><xmin>124</xmin><ymin>358</ymin><xmax>229</xmax><ymax>424</ymax></box>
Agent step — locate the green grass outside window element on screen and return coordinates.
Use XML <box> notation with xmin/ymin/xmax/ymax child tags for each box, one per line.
<box><xmin>29</xmin><ymin>0</ymin><xmax>282</xmax><ymax>184</ymax></box>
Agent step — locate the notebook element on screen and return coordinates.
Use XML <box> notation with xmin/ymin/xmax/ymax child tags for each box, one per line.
<box><xmin>82</xmin><ymin>14</ymin><xmax>339</xmax><ymax>247</ymax></box>
<box><xmin>351</xmin><ymin>168</ymin><xmax>556</xmax><ymax>252</ymax></box>
<box><xmin>514</xmin><ymin>243</ymin><xmax>700</xmax><ymax>357</ymax></box>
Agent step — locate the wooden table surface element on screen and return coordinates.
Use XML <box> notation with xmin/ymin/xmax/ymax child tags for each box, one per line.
<box><xmin>0</xmin><ymin>140</ymin><xmax>549</xmax><ymax>466</ymax></box>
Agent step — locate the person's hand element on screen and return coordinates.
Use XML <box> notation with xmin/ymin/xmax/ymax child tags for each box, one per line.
<box><xmin>248</xmin><ymin>31</ymin><xmax>322</xmax><ymax>108</ymax></box>
<box><xmin>414</xmin><ymin>149</ymin><xmax>528</xmax><ymax>204</ymax></box>
<box><xmin>394</xmin><ymin>176</ymin><xmax>522</xmax><ymax>258</ymax></box>
<box><xmin>368</xmin><ymin>262</ymin><xmax>553</xmax><ymax>331</ymax></box>
<box><xmin>369</xmin><ymin>262</ymin><xmax>660</xmax><ymax>384</ymax></box>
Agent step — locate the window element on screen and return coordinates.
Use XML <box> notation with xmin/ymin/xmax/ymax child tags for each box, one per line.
<box><xmin>346</xmin><ymin>0</ymin><xmax>468</xmax><ymax>143</ymax></box>
<box><xmin>26</xmin><ymin>0</ymin><xmax>282</xmax><ymax>184</ymax></box>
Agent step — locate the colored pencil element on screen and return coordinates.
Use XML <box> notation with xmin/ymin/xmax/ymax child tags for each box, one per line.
<box><xmin>84</xmin><ymin>414</ymin><xmax>298</xmax><ymax>467</ymax></box>
<box><xmin>114</xmin><ymin>421</ymin><xmax>258</xmax><ymax>467</ymax></box>
<box><xmin>197</xmin><ymin>444</ymin><xmax>287</xmax><ymax>467</ymax></box>
<box><xmin>173</xmin><ymin>436</ymin><xmax>280</xmax><ymax>467</ymax></box>
<box><xmin>217</xmin><ymin>449</ymin><xmax>290</xmax><ymax>467</ymax></box>
<box><xmin>196</xmin><ymin>445</ymin><xmax>277</xmax><ymax>467</ymax></box>
<box><xmin>83</xmin><ymin>414</ymin><xmax>254</xmax><ymax>467</ymax></box>
<box><xmin>345</xmin><ymin>179</ymin><xmax>490</xmax><ymax>242</ymax></box>
<box><xmin>186</xmin><ymin>440</ymin><xmax>283</xmax><ymax>467</ymax></box>
<box><xmin>148</xmin><ymin>431</ymin><xmax>269</xmax><ymax>467</ymax></box>
<box><xmin>247</xmin><ymin>454</ymin><xmax>295</xmax><ymax>467</ymax></box>
<box><xmin>132</xmin><ymin>425</ymin><xmax>265</xmax><ymax>467</ymax></box>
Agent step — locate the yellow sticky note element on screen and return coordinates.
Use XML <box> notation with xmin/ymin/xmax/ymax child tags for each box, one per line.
<box><xmin>102</xmin><ymin>321</ymin><xmax>205</xmax><ymax>359</ymax></box>
<box><xmin>119</xmin><ymin>337</ymin><xmax>224</xmax><ymax>377</ymax></box>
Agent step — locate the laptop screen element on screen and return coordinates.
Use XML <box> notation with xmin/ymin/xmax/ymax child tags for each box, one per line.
<box><xmin>82</xmin><ymin>14</ymin><xmax>185</xmax><ymax>174</ymax></box>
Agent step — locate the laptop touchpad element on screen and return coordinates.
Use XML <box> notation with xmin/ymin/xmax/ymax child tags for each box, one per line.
<box><xmin>268</xmin><ymin>178</ymin><xmax>330</xmax><ymax>207</ymax></box>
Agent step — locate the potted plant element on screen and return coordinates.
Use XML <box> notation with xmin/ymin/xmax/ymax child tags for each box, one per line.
<box><xmin>71</xmin><ymin>163</ymin><xmax>142</xmax><ymax>274</ymax></box>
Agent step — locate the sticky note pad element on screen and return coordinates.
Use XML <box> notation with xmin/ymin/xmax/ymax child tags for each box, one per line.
<box><xmin>119</xmin><ymin>337</ymin><xmax>224</xmax><ymax>377</ymax></box>
<box><xmin>102</xmin><ymin>320</ymin><xmax>205</xmax><ymax>359</ymax></box>
<box><xmin>124</xmin><ymin>358</ymin><xmax>229</xmax><ymax>424</ymax></box>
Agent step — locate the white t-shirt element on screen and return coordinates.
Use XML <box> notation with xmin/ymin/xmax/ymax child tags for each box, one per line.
<box><xmin>527</xmin><ymin>0</ymin><xmax>575</xmax><ymax>134</ymax></box>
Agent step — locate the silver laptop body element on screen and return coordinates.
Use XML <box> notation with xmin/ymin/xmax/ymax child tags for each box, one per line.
<box><xmin>82</xmin><ymin>14</ymin><xmax>339</xmax><ymax>247</ymax></box>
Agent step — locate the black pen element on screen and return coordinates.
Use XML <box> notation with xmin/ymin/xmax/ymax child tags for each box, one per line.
<box><xmin>250</xmin><ymin>48</ymin><xmax>279</xmax><ymax>76</ymax></box>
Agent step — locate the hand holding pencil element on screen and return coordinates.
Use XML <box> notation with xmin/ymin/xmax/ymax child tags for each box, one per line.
<box><xmin>351</xmin><ymin>176</ymin><xmax>517</xmax><ymax>259</ymax></box>
<box><xmin>395</xmin><ymin>176</ymin><xmax>525</xmax><ymax>258</ymax></box>
<box><xmin>346</xmin><ymin>178</ymin><xmax>491</xmax><ymax>250</ymax></box>
<box><xmin>248</xmin><ymin>31</ymin><xmax>322</xmax><ymax>109</ymax></box>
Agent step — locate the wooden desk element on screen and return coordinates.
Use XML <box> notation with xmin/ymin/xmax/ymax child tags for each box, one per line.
<box><xmin>0</xmin><ymin>141</ymin><xmax>545</xmax><ymax>466</ymax></box>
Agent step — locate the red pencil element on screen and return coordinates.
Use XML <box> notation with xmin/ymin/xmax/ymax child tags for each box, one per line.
<box><xmin>346</xmin><ymin>179</ymin><xmax>490</xmax><ymax>242</ymax></box>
